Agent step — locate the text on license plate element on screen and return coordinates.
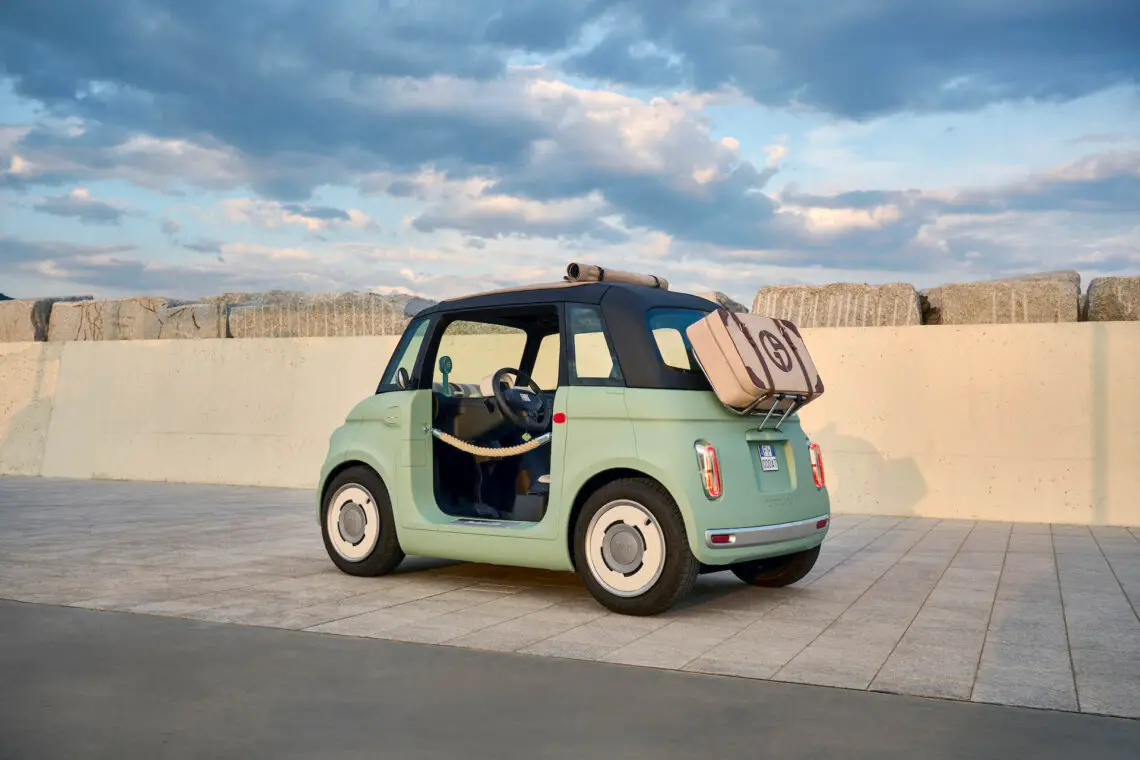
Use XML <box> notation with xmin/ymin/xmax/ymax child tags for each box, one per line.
<box><xmin>759</xmin><ymin>444</ymin><xmax>779</xmax><ymax>472</ymax></box>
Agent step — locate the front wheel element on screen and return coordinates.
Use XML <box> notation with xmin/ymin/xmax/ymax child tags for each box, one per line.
<box><xmin>730</xmin><ymin>545</ymin><xmax>820</xmax><ymax>587</ymax></box>
<box><xmin>573</xmin><ymin>478</ymin><xmax>699</xmax><ymax>616</ymax></box>
<box><xmin>321</xmin><ymin>465</ymin><xmax>405</xmax><ymax>577</ymax></box>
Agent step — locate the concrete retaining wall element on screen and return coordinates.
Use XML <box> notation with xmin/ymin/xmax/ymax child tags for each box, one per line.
<box><xmin>1</xmin><ymin>323</ymin><xmax>1138</xmax><ymax>526</ymax></box>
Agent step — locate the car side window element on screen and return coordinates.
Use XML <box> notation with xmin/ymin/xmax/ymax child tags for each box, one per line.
<box><xmin>377</xmin><ymin>317</ymin><xmax>430</xmax><ymax>391</ymax></box>
<box><xmin>433</xmin><ymin>319</ymin><xmax>527</xmax><ymax>388</ymax></box>
<box><xmin>567</xmin><ymin>304</ymin><xmax>623</xmax><ymax>385</ymax></box>
<box><xmin>647</xmin><ymin>308</ymin><xmax>704</xmax><ymax>373</ymax></box>
<box><xmin>531</xmin><ymin>332</ymin><xmax>561</xmax><ymax>389</ymax></box>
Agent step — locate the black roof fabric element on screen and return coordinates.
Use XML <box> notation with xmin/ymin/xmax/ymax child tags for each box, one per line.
<box><xmin>417</xmin><ymin>281</ymin><xmax>717</xmax><ymax>318</ymax></box>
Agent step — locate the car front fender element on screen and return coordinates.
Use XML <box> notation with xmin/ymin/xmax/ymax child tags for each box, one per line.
<box><xmin>315</xmin><ymin>421</ymin><xmax>398</xmax><ymax>524</ymax></box>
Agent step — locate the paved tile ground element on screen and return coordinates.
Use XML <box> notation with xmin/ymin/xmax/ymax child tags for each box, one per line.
<box><xmin>2</xmin><ymin>476</ymin><xmax>1138</xmax><ymax>719</ymax></box>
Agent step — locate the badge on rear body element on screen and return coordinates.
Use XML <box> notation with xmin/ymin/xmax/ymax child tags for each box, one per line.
<box><xmin>759</xmin><ymin>444</ymin><xmax>779</xmax><ymax>472</ymax></box>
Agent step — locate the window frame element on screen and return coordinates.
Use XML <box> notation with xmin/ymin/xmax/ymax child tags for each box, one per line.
<box><xmin>375</xmin><ymin>315</ymin><xmax>434</xmax><ymax>394</ymax></box>
<box><xmin>428</xmin><ymin>317</ymin><xmax>530</xmax><ymax>389</ymax></box>
<box><xmin>415</xmin><ymin>304</ymin><xmax>567</xmax><ymax>393</ymax></box>
<box><xmin>565</xmin><ymin>302</ymin><xmax>625</xmax><ymax>387</ymax></box>
<box><xmin>645</xmin><ymin>307</ymin><xmax>707</xmax><ymax>377</ymax></box>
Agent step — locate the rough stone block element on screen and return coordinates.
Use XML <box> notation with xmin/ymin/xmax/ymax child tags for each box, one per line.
<box><xmin>1082</xmin><ymin>276</ymin><xmax>1140</xmax><ymax>321</ymax></box>
<box><xmin>751</xmin><ymin>283</ymin><xmax>921</xmax><ymax>327</ymax></box>
<box><xmin>697</xmin><ymin>291</ymin><xmax>747</xmax><ymax>313</ymax></box>
<box><xmin>47</xmin><ymin>297</ymin><xmax>185</xmax><ymax>341</ymax></box>
<box><xmin>0</xmin><ymin>296</ymin><xmax>93</xmax><ymax>342</ymax></box>
<box><xmin>920</xmin><ymin>271</ymin><xmax>1080</xmax><ymax>325</ymax></box>
<box><xmin>155</xmin><ymin>303</ymin><xmax>227</xmax><ymax>339</ymax></box>
<box><xmin>226</xmin><ymin>291</ymin><xmax>430</xmax><ymax>338</ymax></box>
<box><xmin>202</xmin><ymin>292</ymin><xmax>260</xmax><ymax>304</ymax></box>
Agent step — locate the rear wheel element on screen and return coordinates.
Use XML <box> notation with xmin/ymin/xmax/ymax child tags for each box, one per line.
<box><xmin>321</xmin><ymin>465</ymin><xmax>405</xmax><ymax>577</ymax></box>
<box><xmin>730</xmin><ymin>545</ymin><xmax>820</xmax><ymax>587</ymax></box>
<box><xmin>573</xmin><ymin>478</ymin><xmax>699</xmax><ymax>616</ymax></box>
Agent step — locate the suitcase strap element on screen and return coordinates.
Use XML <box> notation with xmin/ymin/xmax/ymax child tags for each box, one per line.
<box><xmin>775</xmin><ymin>319</ymin><xmax>817</xmax><ymax>401</ymax></box>
<box><xmin>723</xmin><ymin>308</ymin><xmax>775</xmax><ymax>391</ymax></box>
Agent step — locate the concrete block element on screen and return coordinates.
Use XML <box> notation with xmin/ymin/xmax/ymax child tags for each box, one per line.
<box><xmin>47</xmin><ymin>297</ymin><xmax>186</xmax><ymax>341</ymax></box>
<box><xmin>0</xmin><ymin>342</ymin><xmax>64</xmax><ymax>475</ymax></box>
<box><xmin>0</xmin><ymin>296</ymin><xmax>93</xmax><ymax>342</ymax></box>
<box><xmin>920</xmin><ymin>270</ymin><xmax>1080</xmax><ymax>325</ymax></box>
<box><xmin>226</xmin><ymin>291</ymin><xmax>427</xmax><ymax>338</ymax></box>
<box><xmin>751</xmin><ymin>283</ymin><xmax>922</xmax><ymax>327</ymax></box>
<box><xmin>696</xmin><ymin>291</ymin><xmax>747</xmax><ymax>313</ymax></box>
<box><xmin>1082</xmin><ymin>276</ymin><xmax>1140</xmax><ymax>321</ymax></box>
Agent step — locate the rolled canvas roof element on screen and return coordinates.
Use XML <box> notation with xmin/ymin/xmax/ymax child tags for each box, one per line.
<box><xmin>564</xmin><ymin>263</ymin><xmax>669</xmax><ymax>290</ymax></box>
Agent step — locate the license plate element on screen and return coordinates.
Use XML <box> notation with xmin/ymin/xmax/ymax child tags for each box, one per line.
<box><xmin>759</xmin><ymin>444</ymin><xmax>779</xmax><ymax>472</ymax></box>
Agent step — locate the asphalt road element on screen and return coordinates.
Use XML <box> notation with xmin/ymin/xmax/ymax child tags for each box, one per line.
<box><xmin>1</xmin><ymin>600</ymin><xmax>1137</xmax><ymax>760</ymax></box>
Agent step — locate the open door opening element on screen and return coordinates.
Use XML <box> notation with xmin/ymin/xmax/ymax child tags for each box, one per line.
<box><xmin>423</xmin><ymin>305</ymin><xmax>564</xmax><ymax>523</ymax></box>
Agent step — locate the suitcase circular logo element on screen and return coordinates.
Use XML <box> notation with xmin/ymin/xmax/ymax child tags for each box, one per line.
<box><xmin>756</xmin><ymin>330</ymin><xmax>794</xmax><ymax>373</ymax></box>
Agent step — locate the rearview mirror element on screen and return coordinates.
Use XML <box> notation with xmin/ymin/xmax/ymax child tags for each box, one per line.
<box><xmin>438</xmin><ymin>355</ymin><xmax>453</xmax><ymax>396</ymax></box>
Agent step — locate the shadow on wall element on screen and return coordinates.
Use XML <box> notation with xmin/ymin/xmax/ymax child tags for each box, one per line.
<box><xmin>811</xmin><ymin>423</ymin><xmax>928</xmax><ymax>518</ymax></box>
<box><xmin>0</xmin><ymin>346</ymin><xmax>58</xmax><ymax>476</ymax></box>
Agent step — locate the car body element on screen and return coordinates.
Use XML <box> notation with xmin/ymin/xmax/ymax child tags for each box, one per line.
<box><xmin>316</xmin><ymin>275</ymin><xmax>830</xmax><ymax>615</ymax></box>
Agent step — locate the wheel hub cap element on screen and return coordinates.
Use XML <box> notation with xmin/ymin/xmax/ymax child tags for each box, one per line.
<box><xmin>602</xmin><ymin>523</ymin><xmax>644</xmax><ymax>574</ymax></box>
<box><xmin>337</xmin><ymin>502</ymin><xmax>367</xmax><ymax>545</ymax></box>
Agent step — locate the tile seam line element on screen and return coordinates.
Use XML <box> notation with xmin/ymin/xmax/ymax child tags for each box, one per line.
<box><xmin>298</xmin><ymin>582</ymin><xmax>552</xmax><ymax>636</ymax></box>
<box><xmin>199</xmin><ymin>576</ymin><xmax>493</xmax><ymax>629</ymax></box>
<box><xmin>545</xmin><ymin>516</ymin><xmax>910</xmax><ymax>664</ymax></box>
<box><xmin>1087</xmin><ymin>528</ymin><xmax>1140</xmax><ymax>625</ymax></box>
<box><xmin>111</xmin><ymin>573</ymin><xmax>419</xmax><ymax>615</ymax></box>
<box><xmin>523</xmin><ymin>517</ymin><xmax>908</xmax><ymax>666</ymax></box>
<box><xmin>1052</xmin><ymin>529</ymin><xmax>1082</xmax><ymax>712</ymax></box>
<box><xmin>795</xmin><ymin>516</ymin><xmax>909</xmax><ymax>586</ymax></box>
<box><xmin>759</xmin><ymin>517</ymin><xmax>942</xmax><ymax>683</ymax></box>
<box><xmin>966</xmin><ymin>522</ymin><xmax>1014</xmax><ymax>705</ymax></box>
<box><xmin>866</xmin><ymin>518</ymin><xmax>978</xmax><ymax>689</ymax></box>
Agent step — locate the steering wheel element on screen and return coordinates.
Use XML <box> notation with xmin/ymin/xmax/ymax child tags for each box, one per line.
<box><xmin>490</xmin><ymin>367</ymin><xmax>552</xmax><ymax>435</ymax></box>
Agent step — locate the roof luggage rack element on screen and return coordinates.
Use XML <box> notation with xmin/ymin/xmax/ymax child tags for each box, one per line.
<box><xmin>727</xmin><ymin>392</ymin><xmax>805</xmax><ymax>431</ymax></box>
<box><xmin>691</xmin><ymin>350</ymin><xmax>806</xmax><ymax>431</ymax></box>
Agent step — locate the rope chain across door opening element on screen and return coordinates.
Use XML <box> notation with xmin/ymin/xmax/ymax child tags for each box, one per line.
<box><xmin>430</xmin><ymin>429</ymin><xmax>551</xmax><ymax>458</ymax></box>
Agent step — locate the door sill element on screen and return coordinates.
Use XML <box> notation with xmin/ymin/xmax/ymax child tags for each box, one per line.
<box><xmin>449</xmin><ymin>517</ymin><xmax>538</xmax><ymax>529</ymax></box>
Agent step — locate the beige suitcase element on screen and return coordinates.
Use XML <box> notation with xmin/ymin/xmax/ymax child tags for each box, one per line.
<box><xmin>686</xmin><ymin>307</ymin><xmax>824</xmax><ymax>418</ymax></box>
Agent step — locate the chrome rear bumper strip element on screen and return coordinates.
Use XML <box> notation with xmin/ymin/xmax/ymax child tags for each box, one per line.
<box><xmin>705</xmin><ymin>515</ymin><xmax>829</xmax><ymax>549</ymax></box>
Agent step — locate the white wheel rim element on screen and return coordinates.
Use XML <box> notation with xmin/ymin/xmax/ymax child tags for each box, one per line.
<box><xmin>585</xmin><ymin>499</ymin><xmax>666</xmax><ymax>598</ymax></box>
<box><xmin>326</xmin><ymin>484</ymin><xmax>380</xmax><ymax>562</ymax></box>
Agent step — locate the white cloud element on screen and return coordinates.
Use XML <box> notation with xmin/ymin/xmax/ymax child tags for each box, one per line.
<box><xmin>218</xmin><ymin>198</ymin><xmax>376</xmax><ymax>232</ymax></box>
<box><xmin>785</xmin><ymin>204</ymin><xmax>905</xmax><ymax>234</ymax></box>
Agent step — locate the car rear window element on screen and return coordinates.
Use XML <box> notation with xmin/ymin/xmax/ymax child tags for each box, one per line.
<box><xmin>646</xmin><ymin>308</ymin><xmax>706</xmax><ymax>374</ymax></box>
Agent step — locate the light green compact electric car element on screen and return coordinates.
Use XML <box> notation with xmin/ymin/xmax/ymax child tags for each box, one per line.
<box><xmin>317</xmin><ymin>273</ymin><xmax>830</xmax><ymax>615</ymax></box>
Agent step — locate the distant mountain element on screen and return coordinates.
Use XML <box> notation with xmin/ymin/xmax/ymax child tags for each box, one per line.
<box><xmin>0</xmin><ymin>293</ymin><xmax>12</xmax><ymax>301</ymax></box>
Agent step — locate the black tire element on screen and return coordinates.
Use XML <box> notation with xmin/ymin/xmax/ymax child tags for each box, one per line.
<box><xmin>730</xmin><ymin>545</ymin><xmax>820</xmax><ymax>587</ymax></box>
<box><xmin>320</xmin><ymin>465</ymin><xmax>405</xmax><ymax>577</ymax></box>
<box><xmin>572</xmin><ymin>477</ymin><xmax>699</xmax><ymax>616</ymax></box>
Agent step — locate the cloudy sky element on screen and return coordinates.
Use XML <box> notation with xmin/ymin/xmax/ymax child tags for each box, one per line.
<box><xmin>1</xmin><ymin>1</ymin><xmax>1138</xmax><ymax>305</ymax></box>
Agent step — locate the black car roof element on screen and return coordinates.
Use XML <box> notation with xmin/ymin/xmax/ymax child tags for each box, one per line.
<box><xmin>416</xmin><ymin>280</ymin><xmax>718</xmax><ymax>317</ymax></box>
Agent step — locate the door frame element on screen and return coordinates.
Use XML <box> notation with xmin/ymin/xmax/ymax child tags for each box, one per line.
<box><xmin>405</xmin><ymin>302</ymin><xmax>571</xmax><ymax>540</ymax></box>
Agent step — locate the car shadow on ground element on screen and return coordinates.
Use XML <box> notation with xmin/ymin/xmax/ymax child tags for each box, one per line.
<box><xmin>392</xmin><ymin>553</ymin><xmax>772</xmax><ymax>614</ymax></box>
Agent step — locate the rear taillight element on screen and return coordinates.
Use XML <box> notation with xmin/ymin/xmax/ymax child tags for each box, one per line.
<box><xmin>694</xmin><ymin>441</ymin><xmax>722</xmax><ymax>499</ymax></box>
<box><xmin>809</xmin><ymin>442</ymin><xmax>825</xmax><ymax>488</ymax></box>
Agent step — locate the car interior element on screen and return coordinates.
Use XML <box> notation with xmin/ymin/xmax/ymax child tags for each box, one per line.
<box><xmin>426</xmin><ymin>305</ymin><xmax>562</xmax><ymax>523</ymax></box>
